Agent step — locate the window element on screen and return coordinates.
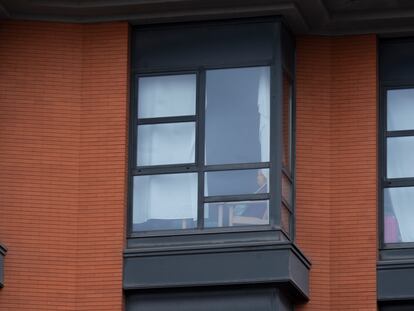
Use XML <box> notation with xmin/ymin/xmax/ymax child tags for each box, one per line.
<box><xmin>383</xmin><ymin>88</ymin><xmax>414</xmax><ymax>244</ymax></box>
<box><xmin>380</xmin><ymin>38</ymin><xmax>414</xmax><ymax>249</ymax></box>
<box><xmin>129</xmin><ymin>18</ymin><xmax>294</xmax><ymax>238</ymax></box>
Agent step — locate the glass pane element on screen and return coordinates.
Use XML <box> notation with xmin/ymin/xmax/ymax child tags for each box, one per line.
<box><xmin>283</xmin><ymin>73</ymin><xmax>292</xmax><ymax>171</ymax></box>
<box><xmin>282</xmin><ymin>174</ymin><xmax>292</xmax><ymax>206</ymax></box>
<box><xmin>387</xmin><ymin>136</ymin><xmax>414</xmax><ymax>178</ymax></box>
<box><xmin>204</xmin><ymin>200</ymin><xmax>269</xmax><ymax>228</ymax></box>
<box><xmin>384</xmin><ymin>187</ymin><xmax>414</xmax><ymax>243</ymax></box>
<box><xmin>138</xmin><ymin>74</ymin><xmax>196</xmax><ymax>118</ymax></box>
<box><xmin>137</xmin><ymin>122</ymin><xmax>195</xmax><ymax>166</ymax></box>
<box><xmin>281</xmin><ymin>203</ymin><xmax>291</xmax><ymax>235</ymax></box>
<box><xmin>205</xmin><ymin>66</ymin><xmax>270</xmax><ymax>165</ymax></box>
<box><xmin>387</xmin><ymin>88</ymin><xmax>414</xmax><ymax>131</ymax></box>
<box><xmin>133</xmin><ymin>173</ymin><xmax>198</xmax><ymax>231</ymax></box>
<box><xmin>205</xmin><ymin>169</ymin><xmax>269</xmax><ymax>196</ymax></box>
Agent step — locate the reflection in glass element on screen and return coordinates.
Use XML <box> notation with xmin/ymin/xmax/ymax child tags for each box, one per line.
<box><xmin>384</xmin><ymin>187</ymin><xmax>414</xmax><ymax>243</ymax></box>
<box><xmin>133</xmin><ymin>173</ymin><xmax>198</xmax><ymax>231</ymax></box>
<box><xmin>282</xmin><ymin>174</ymin><xmax>292</xmax><ymax>206</ymax></box>
<box><xmin>138</xmin><ymin>74</ymin><xmax>196</xmax><ymax>118</ymax></box>
<box><xmin>283</xmin><ymin>73</ymin><xmax>292</xmax><ymax>171</ymax></box>
<box><xmin>204</xmin><ymin>200</ymin><xmax>269</xmax><ymax>228</ymax></box>
<box><xmin>205</xmin><ymin>67</ymin><xmax>270</xmax><ymax>165</ymax></box>
<box><xmin>137</xmin><ymin>122</ymin><xmax>195</xmax><ymax>166</ymax></box>
<box><xmin>281</xmin><ymin>204</ymin><xmax>291</xmax><ymax>235</ymax></box>
<box><xmin>205</xmin><ymin>169</ymin><xmax>269</xmax><ymax>196</ymax></box>
<box><xmin>387</xmin><ymin>89</ymin><xmax>414</xmax><ymax>131</ymax></box>
<box><xmin>387</xmin><ymin>136</ymin><xmax>414</xmax><ymax>178</ymax></box>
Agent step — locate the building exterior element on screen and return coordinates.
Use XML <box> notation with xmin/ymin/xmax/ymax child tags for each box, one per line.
<box><xmin>0</xmin><ymin>1</ymin><xmax>413</xmax><ymax>310</ymax></box>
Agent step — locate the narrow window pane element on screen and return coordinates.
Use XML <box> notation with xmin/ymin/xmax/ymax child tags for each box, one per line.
<box><xmin>283</xmin><ymin>73</ymin><xmax>292</xmax><ymax>172</ymax></box>
<box><xmin>205</xmin><ymin>67</ymin><xmax>270</xmax><ymax>165</ymax></box>
<box><xmin>384</xmin><ymin>187</ymin><xmax>414</xmax><ymax>243</ymax></box>
<box><xmin>387</xmin><ymin>89</ymin><xmax>414</xmax><ymax>131</ymax></box>
<box><xmin>387</xmin><ymin>136</ymin><xmax>414</xmax><ymax>178</ymax></box>
<box><xmin>137</xmin><ymin>122</ymin><xmax>195</xmax><ymax>166</ymax></box>
<box><xmin>138</xmin><ymin>74</ymin><xmax>196</xmax><ymax>118</ymax></box>
<box><xmin>281</xmin><ymin>203</ymin><xmax>291</xmax><ymax>235</ymax></box>
<box><xmin>133</xmin><ymin>173</ymin><xmax>198</xmax><ymax>231</ymax></box>
<box><xmin>205</xmin><ymin>169</ymin><xmax>269</xmax><ymax>196</ymax></box>
<box><xmin>204</xmin><ymin>200</ymin><xmax>269</xmax><ymax>228</ymax></box>
<box><xmin>282</xmin><ymin>174</ymin><xmax>292</xmax><ymax>206</ymax></box>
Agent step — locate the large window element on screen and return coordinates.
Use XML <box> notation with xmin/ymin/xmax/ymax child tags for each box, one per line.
<box><xmin>129</xmin><ymin>18</ymin><xmax>294</xmax><ymax>238</ymax></box>
<box><xmin>383</xmin><ymin>88</ymin><xmax>414</xmax><ymax>244</ymax></box>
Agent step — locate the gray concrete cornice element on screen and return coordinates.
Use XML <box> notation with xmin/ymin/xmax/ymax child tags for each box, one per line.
<box><xmin>2</xmin><ymin>0</ymin><xmax>414</xmax><ymax>35</ymax></box>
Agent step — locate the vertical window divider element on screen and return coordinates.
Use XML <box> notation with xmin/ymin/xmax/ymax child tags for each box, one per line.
<box><xmin>197</xmin><ymin>69</ymin><xmax>206</xmax><ymax>229</ymax></box>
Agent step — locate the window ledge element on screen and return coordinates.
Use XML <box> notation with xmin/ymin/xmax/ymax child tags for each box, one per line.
<box><xmin>378</xmin><ymin>260</ymin><xmax>414</xmax><ymax>302</ymax></box>
<box><xmin>124</xmin><ymin>241</ymin><xmax>310</xmax><ymax>302</ymax></box>
<box><xmin>0</xmin><ymin>243</ymin><xmax>7</xmax><ymax>288</ymax></box>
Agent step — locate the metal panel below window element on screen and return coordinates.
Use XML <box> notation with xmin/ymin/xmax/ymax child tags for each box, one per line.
<box><xmin>126</xmin><ymin>287</ymin><xmax>292</xmax><ymax>311</ymax></box>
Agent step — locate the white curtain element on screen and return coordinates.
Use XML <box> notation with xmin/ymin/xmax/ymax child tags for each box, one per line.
<box><xmin>387</xmin><ymin>91</ymin><xmax>414</xmax><ymax>241</ymax></box>
<box><xmin>134</xmin><ymin>76</ymin><xmax>197</xmax><ymax>224</ymax></box>
<box><xmin>257</xmin><ymin>67</ymin><xmax>270</xmax><ymax>192</ymax></box>
<box><xmin>134</xmin><ymin>173</ymin><xmax>197</xmax><ymax>223</ymax></box>
<box><xmin>387</xmin><ymin>137</ymin><xmax>414</xmax><ymax>242</ymax></box>
<box><xmin>138</xmin><ymin>74</ymin><xmax>196</xmax><ymax>118</ymax></box>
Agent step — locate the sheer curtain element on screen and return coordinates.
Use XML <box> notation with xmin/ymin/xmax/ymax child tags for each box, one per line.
<box><xmin>134</xmin><ymin>76</ymin><xmax>197</xmax><ymax>225</ymax></box>
<box><xmin>387</xmin><ymin>138</ymin><xmax>414</xmax><ymax>242</ymax></box>
<box><xmin>387</xmin><ymin>91</ymin><xmax>414</xmax><ymax>242</ymax></box>
<box><xmin>257</xmin><ymin>67</ymin><xmax>270</xmax><ymax>192</ymax></box>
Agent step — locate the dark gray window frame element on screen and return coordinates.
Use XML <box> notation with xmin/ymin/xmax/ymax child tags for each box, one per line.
<box><xmin>127</xmin><ymin>16</ymin><xmax>295</xmax><ymax>249</ymax></box>
<box><xmin>379</xmin><ymin>38</ymin><xmax>414</xmax><ymax>259</ymax></box>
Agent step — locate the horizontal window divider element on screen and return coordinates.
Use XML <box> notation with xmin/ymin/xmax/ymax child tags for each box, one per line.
<box><xmin>386</xmin><ymin>130</ymin><xmax>414</xmax><ymax>137</ymax></box>
<box><xmin>204</xmin><ymin>193</ymin><xmax>270</xmax><ymax>203</ymax></box>
<box><xmin>136</xmin><ymin>70</ymin><xmax>198</xmax><ymax>77</ymax></box>
<box><xmin>128</xmin><ymin>224</ymin><xmax>276</xmax><ymax>238</ymax></box>
<box><xmin>134</xmin><ymin>61</ymin><xmax>273</xmax><ymax>75</ymax></box>
<box><xmin>204</xmin><ymin>162</ymin><xmax>270</xmax><ymax>172</ymax></box>
<box><xmin>282</xmin><ymin>200</ymin><xmax>293</xmax><ymax>212</ymax></box>
<box><xmin>138</xmin><ymin>115</ymin><xmax>196</xmax><ymax>125</ymax></box>
<box><xmin>380</xmin><ymin>241</ymin><xmax>414</xmax><ymax>249</ymax></box>
<box><xmin>133</xmin><ymin>164</ymin><xmax>198</xmax><ymax>175</ymax></box>
<box><xmin>384</xmin><ymin>178</ymin><xmax>414</xmax><ymax>188</ymax></box>
<box><xmin>282</xmin><ymin>168</ymin><xmax>292</xmax><ymax>181</ymax></box>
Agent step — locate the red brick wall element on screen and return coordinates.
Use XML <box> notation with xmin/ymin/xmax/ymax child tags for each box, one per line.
<box><xmin>296</xmin><ymin>35</ymin><xmax>378</xmax><ymax>311</ymax></box>
<box><xmin>0</xmin><ymin>21</ymin><xmax>378</xmax><ymax>311</ymax></box>
<box><xmin>0</xmin><ymin>21</ymin><xmax>129</xmax><ymax>310</ymax></box>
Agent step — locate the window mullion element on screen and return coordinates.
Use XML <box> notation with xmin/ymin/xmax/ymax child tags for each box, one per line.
<box><xmin>197</xmin><ymin>70</ymin><xmax>206</xmax><ymax>229</ymax></box>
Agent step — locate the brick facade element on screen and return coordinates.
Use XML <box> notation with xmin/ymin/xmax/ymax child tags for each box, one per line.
<box><xmin>0</xmin><ymin>21</ymin><xmax>129</xmax><ymax>310</ymax></box>
<box><xmin>296</xmin><ymin>35</ymin><xmax>378</xmax><ymax>311</ymax></box>
<box><xmin>0</xmin><ymin>22</ymin><xmax>378</xmax><ymax>310</ymax></box>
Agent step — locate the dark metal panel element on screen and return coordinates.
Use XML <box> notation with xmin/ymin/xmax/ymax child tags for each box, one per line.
<box><xmin>0</xmin><ymin>244</ymin><xmax>7</xmax><ymax>288</ymax></box>
<box><xmin>378</xmin><ymin>261</ymin><xmax>414</xmax><ymax>301</ymax></box>
<box><xmin>288</xmin><ymin>246</ymin><xmax>309</xmax><ymax>299</ymax></box>
<box><xmin>380</xmin><ymin>38</ymin><xmax>414</xmax><ymax>84</ymax></box>
<box><xmin>380</xmin><ymin>301</ymin><xmax>414</xmax><ymax>311</ymax></box>
<box><xmin>278</xmin><ymin>291</ymin><xmax>294</xmax><ymax>311</ymax></box>
<box><xmin>124</xmin><ymin>248</ymin><xmax>289</xmax><ymax>288</ymax></box>
<box><xmin>281</xmin><ymin>23</ymin><xmax>295</xmax><ymax>78</ymax></box>
<box><xmin>133</xmin><ymin>19</ymin><xmax>277</xmax><ymax>72</ymax></box>
<box><xmin>123</xmin><ymin>243</ymin><xmax>310</xmax><ymax>301</ymax></box>
<box><xmin>125</xmin><ymin>287</ymin><xmax>284</xmax><ymax>311</ymax></box>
